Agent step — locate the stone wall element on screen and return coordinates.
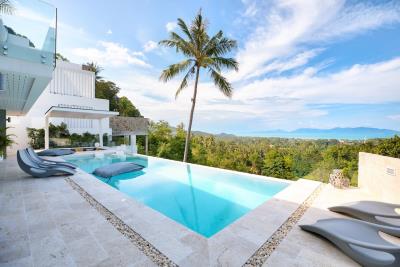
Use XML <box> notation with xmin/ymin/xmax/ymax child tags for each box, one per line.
<box><xmin>110</xmin><ymin>116</ymin><xmax>149</xmax><ymax>136</ymax></box>
<box><xmin>358</xmin><ymin>152</ymin><xmax>400</xmax><ymax>204</ymax></box>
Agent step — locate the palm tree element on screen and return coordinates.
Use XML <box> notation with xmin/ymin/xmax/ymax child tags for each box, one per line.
<box><xmin>0</xmin><ymin>127</ymin><xmax>15</xmax><ymax>159</ymax></box>
<box><xmin>0</xmin><ymin>0</ymin><xmax>14</xmax><ymax>14</ymax></box>
<box><xmin>159</xmin><ymin>10</ymin><xmax>238</xmax><ymax>162</ymax></box>
<box><xmin>85</xmin><ymin>62</ymin><xmax>103</xmax><ymax>81</ymax></box>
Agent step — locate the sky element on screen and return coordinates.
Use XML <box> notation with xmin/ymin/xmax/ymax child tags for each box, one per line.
<box><xmin>15</xmin><ymin>0</ymin><xmax>400</xmax><ymax>134</ymax></box>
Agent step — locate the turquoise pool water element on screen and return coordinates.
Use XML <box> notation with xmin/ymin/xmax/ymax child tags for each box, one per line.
<box><xmin>65</xmin><ymin>153</ymin><xmax>289</xmax><ymax>237</ymax></box>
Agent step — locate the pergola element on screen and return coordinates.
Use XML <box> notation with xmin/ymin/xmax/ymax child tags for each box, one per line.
<box><xmin>44</xmin><ymin>106</ymin><xmax>119</xmax><ymax>149</ymax></box>
<box><xmin>109</xmin><ymin>116</ymin><xmax>149</xmax><ymax>154</ymax></box>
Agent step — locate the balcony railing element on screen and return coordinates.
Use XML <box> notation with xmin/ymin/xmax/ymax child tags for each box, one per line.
<box><xmin>0</xmin><ymin>0</ymin><xmax>56</xmax><ymax>67</ymax></box>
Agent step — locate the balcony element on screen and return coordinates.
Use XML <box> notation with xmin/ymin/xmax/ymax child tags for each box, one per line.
<box><xmin>0</xmin><ymin>0</ymin><xmax>56</xmax><ymax>115</ymax></box>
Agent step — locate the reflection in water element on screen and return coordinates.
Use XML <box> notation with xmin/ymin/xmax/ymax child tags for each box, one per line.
<box><xmin>65</xmin><ymin>154</ymin><xmax>288</xmax><ymax>237</ymax></box>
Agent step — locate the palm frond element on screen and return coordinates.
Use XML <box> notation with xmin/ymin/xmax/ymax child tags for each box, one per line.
<box><xmin>0</xmin><ymin>0</ymin><xmax>14</xmax><ymax>15</ymax></box>
<box><xmin>190</xmin><ymin>9</ymin><xmax>209</xmax><ymax>51</ymax></box>
<box><xmin>159</xmin><ymin>32</ymin><xmax>194</xmax><ymax>57</ymax></box>
<box><xmin>177</xmin><ymin>18</ymin><xmax>193</xmax><ymax>42</ymax></box>
<box><xmin>175</xmin><ymin>66</ymin><xmax>196</xmax><ymax>99</ymax></box>
<box><xmin>207</xmin><ymin>37</ymin><xmax>237</xmax><ymax>56</ymax></box>
<box><xmin>209</xmin><ymin>68</ymin><xmax>233</xmax><ymax>98</ymax></box>
<box><xmin>85</xmin><ymin>62</ymin><xmax>103</xmax><ymax>80</ymax></box>
<box><xmin>210</xmin><ymin>57</ymin><xmax>238</xmax><ymax>71</ymax></box>
<box><xmin>169</xmin><ymin>32</ymin><xmax>196</xmax><ymax>56</ymax></box>
<box><xmin>203</xmin><ymin>30</ymin><xmax>223</xmax><ymax>55</ymax></box>
<box><xmin>159</xmin><ymin>59</ymin><xmax>194</xmax><ymax>82</ymax></box>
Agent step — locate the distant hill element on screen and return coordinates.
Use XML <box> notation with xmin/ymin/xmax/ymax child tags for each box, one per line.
<box><xmin>178</xmin><ymin>127</ymin><xmax>399</xmax><ymax>140</ymax></box>
<box><xmin>248</xmin><ymin>127</ymin><xmax>400</xmax><ymax>140</ymax></box>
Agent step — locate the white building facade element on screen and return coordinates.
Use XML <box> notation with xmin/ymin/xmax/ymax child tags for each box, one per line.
<box><xmin>7</xmin><ymin>60</ymin><xmax>118</xmax><ymax>154</ymax></box>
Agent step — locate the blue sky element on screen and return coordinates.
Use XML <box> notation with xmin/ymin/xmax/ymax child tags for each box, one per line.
<box><xmin>26</xmin><ymin>0</ymin><xmax>400</xmax><ymax>133</ymax></box>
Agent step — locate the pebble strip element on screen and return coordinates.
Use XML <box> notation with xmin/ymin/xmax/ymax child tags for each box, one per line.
<box><xmin>65</xmin><ymin>177</ymin><xmax>178</xmax><ymax>267</ymax></box>
<box><xmin>242</xmin><ymin>183</ymin><xmax>325</xmax><ymax>267</ymax></box>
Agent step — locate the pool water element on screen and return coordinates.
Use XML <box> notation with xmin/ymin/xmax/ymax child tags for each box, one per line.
<box><xmin>65</xmin><ymin>153</ymin><xmax>289</xmax><ymax>237</ymax></box>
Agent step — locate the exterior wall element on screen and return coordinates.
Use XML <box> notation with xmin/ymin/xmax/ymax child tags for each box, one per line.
<box><xmin>0</xmin><ymin>109</ymin><xmax>5</xmax><ymax>157</ymax></box>
<box><xmin>358</xmin><ymin>152</ymin><xmax>400</xmax><ymax>204</ymax></box>
<box><xmin>48</xmin><ymin>61</ymin><xmax>95</xmax><ymax>98</ymax></box>
<box><xmin>6</xmin><ymin>61</ymin><xmax>111</xmax><ymax>154</ymax></box>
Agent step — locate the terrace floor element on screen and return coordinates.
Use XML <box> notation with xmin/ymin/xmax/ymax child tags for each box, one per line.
<box><xmin>0</xmin><ymin>153</ymin><xmax>391</xmax><ymax>266</ymax></box>
<box><xmin>0</xmin><ymin>156</ymin><xmax>155</xmax><ymax>267</ymax></box>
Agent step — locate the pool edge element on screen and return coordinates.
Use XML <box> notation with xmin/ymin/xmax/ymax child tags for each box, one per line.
<box><xmin>63</xmin><ymin>154</ymin><xmax>321</xmax><ymax>266</ymax></box>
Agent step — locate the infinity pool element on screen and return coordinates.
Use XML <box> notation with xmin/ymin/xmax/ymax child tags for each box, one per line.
<box><xmin>65</xmin><ymin>153</ymin><xmax>289</xmax><ymax>237</ymax></box>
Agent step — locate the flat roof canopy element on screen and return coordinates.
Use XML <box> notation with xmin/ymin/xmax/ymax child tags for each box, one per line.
<box><xmin>45</xmin><ymin>106</ymin><xmax>119</xmax><ymax>119</ymax></box>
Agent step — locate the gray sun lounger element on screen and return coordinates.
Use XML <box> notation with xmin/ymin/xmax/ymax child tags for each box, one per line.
<box><xmin>300</xmin><ymin>218</ymin><xmax>400</xmax><ymax>267</ymax></box>
<box><xmin>329</xmin><ymin>201</ymin><xmax>400</xmax><ymax>228</ymax></box>
<box><xmin>26</xmin><ymin>147</ymin><xmax>77</xmax><ymax>169</ymax></box>
<box><xmin>17</xmin><ymin>150</ymin><xmax>76</xmax><ymax>178</ymax></box>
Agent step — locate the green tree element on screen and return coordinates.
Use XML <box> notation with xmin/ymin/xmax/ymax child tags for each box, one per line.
<box><xmin>148</xmin><ymin>121</ymin><xmax>172</xmax><ymax>155</ymax></box>
<box><xmin>49</xmin><ymin>122</ymin><xmax>70</xmax><ymax>138</ymax></box>
<box><xmin>26</xmin><ymin>128</ymin><xmax>44</xmax><ymax>149</ymax></box>
<box><xmin>117</xmin><ymin>96</ymin><xmax>141</xmax><ymax>117</ymax></box>
<box><xmin>56</xmin><ymin>53</ymin><xmax>69</xmax><ymax>62</ymax></box>
<box><xmin>85</xmin><ymin>62</ymin><xmax>103</xmax><ymax>81</ymax></box>
<box><xmin>95</xmin><ymin>80</ymin><xmax>120</xmax><ymax>111</ymax></box>
<box><xmin>159</xmin><ymin>10</ymin><xmax>238</xmax><ymax>162</ymax></box>
<box><xmin>374</xmin><ymin>135</ymin><xmax>400</xmax><ymax>158</ymax></box>
<box><xmin>158</xmin><ymin>124</ymin><xmax>187</xmax><ymax>160</ymax></box>
<box><xmin>0</xmin><ymin>127</ymin><xmax>15</xmax><ymax>157</ymax></box>
<box><xmin>262</xmin><ymin>149</ymin><xmax>293</xmax><ymax>179</ymax></box>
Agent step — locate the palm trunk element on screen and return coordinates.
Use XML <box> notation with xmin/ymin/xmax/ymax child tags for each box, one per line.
<box><xmin>183</xmin><ymin>66</ymin><xmax>200</xmax><ymax>162</ymax></box>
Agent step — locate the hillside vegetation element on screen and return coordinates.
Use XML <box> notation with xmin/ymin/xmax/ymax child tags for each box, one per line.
<box><xmin>137</xmin><ymin>121</ymin><xmax>400</xmax><ymax>185</ymax></box>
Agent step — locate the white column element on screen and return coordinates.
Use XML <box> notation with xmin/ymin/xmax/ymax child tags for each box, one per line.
<box><xmin>44</xmin><ymin>116</ymin><xmax>49</xmax><ymax>149</ymax></box>
<box><xmin>145</xmin><ymin>135</ymin><xmax>148</xmax><ymax>155</ymax></box>
<box><xmin>108</xmin><ymin>134</ymin><xmax>112</xmax><ymax>147</ymax></box>
<box><xmin>130</xmin><ymin>134</ymin><xmax>137</xmax><ymax>154</ymax></box>
<box><xmin>98</xmin><ymin>119</ymin><xmax>103</xmax><ymax>147</ymax></box>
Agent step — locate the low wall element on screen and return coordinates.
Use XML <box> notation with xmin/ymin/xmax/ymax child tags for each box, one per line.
<box><xmin>358</xmin><ymin>152</ymin><xmax>400</xmax><ymax>204</ymax></box>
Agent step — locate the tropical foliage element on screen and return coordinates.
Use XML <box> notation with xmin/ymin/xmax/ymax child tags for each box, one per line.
<box><xmin>86</xmin><ymin>61</ymin><xmax>141</xmax><ymax>117</ymax></box>
<box><xmin>56</xmin><ymin>53</ymin><xmax>69</xmax><ymax>62</ymax></box>
<box><xmin>159</xmin><ymin>10</ymin><xmax>238</xmax><ymax>162</ymax></box>
<box><xmin>26</xmin><ymin>128</ymin><xmax>45</xmax><ymax>149</ymax></box>
<box><xmin>27</xmin><ymin>123</ymin><xmax>101</xmax><ymax>149</ymax></box>
<box><xmin>85</xmin><ymin>62</ymin><xmax>103</xmax><ymax>81</ymax></box>
<box><xmin>137</xmin><ymin>121</ymin><xmax>400</xmax><ymax>185</ymax></box>
<box><xmin>0</xmin><ymin>127</ymin><xmax>15</xmax><ymax>157</ymax></box>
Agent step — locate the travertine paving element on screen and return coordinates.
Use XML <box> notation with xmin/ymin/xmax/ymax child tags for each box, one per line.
<box><xmin>0</xmin><ymin>156</ymin><xmax>155</xmax><ymax>267</ymax></box>
<box><xmin>1</xmin><ymin>153</ymin><xmax>362</xmax><ymax>267</ymax></box>
<box><xmin>263</xmin><ymin>185</ymin><xmax>376</xmax><ymax>267</ymax></box>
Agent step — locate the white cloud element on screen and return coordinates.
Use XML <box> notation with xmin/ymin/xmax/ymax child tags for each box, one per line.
<box><xmin>232</xmin><ymin>0</ymin><xmax>400</xmax><ymax>81</ymax></box>
<box><xmin>245</xmin><ymin>48</ymin><xmax>324</xmax><ymax>79</ymax></box>
<box><xmin>143</xmin><ymin>40</ymin><xmax>158</xmax><ymax>52</ymax></box>
<box><xmin>72</xmin><ymin>41</ymin><xmax>150</xmax><ymax>68</ymax></box>
<box><xmin>235</xmin><ymin>57</ymin><xmax>400</xmax><ymax>105</ymax></box>
<box><xmin>107</xmin><ymin>29</ymin><xmax>112</xmax><ymax>35</ymax></box>
<box><xmin>388</xmin><ymin>114</ymin><xmax>400</xmax><ymax>121</ymax></box>
<box><xmin>166</xmin><ymin>21</ymin><xmax>178</xmax><ymax>32</ymax></box>
<box><xmin>59</xmin><ymin>0</ymin><xmax>400</xmax><ymax>132</ymax></box>
<box><xmin>116</xmin><ymin>57</ymin><xmax>400</xmax><ymax>131</ymax></box>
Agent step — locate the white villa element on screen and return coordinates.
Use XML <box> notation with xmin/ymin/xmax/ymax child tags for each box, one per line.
<box><xmin>6</xmin><ymin>60</ymin><xmax>119</xmax><ymax>154</ymax></box>
<box><xmin>0</xmin><ymin>1</ymin><xmax>148</xmax><ymax>156</ymax></box>
<box><xmin>0</xmin><ymin>1</ymin><xmax>399</xmax><ymax>267</ymax></box>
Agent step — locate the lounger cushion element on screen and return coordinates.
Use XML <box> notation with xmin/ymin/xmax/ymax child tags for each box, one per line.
<box><xmin>93</xmin><ymin>162</ymin><xmax>144</xmax><ymax>178</ymax></box>
<box><xmin>329</xmin><ymin>201</ymin><xmax>400</xmax><ymax>227</ymax></box>
<box><xmin>300</xmin><ymin>218</ymin><xmax>400</xmax><ymax>267</ymax></box>
<box><xmin>37</xmin><ymin>149</ymin><xmax>75</xmax><ymax>157</ymax></box>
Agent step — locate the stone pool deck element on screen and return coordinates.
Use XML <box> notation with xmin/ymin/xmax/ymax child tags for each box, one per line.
<box><xmin>0</xmin><ymin>156</ymin><xmax>155</xmax><ymax>267</ymax></box>
<box><xmin>0</xmin><ymin>154</ymin><xmax>385</xmax><ymax>266</ymax></box>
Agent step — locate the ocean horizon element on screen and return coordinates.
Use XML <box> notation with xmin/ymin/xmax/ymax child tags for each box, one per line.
<box><xmin>237</xmin><ymin>127</ymin><xmax>400</xmax><ymax>140</ymax></box>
